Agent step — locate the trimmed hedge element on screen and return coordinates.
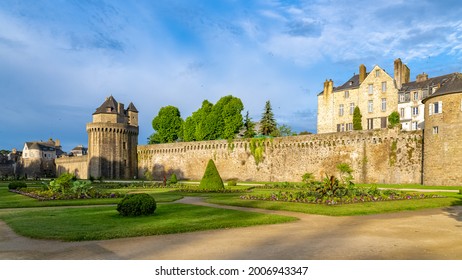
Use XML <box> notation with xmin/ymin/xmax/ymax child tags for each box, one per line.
<box><xmin>116</xmin><ymin>193</ymin><xmax>157</xmax><ymax>216</ymax></box>
<box><xmin>199</xmin><ymin>159</ymin><xmax>224</xmax><ymax>190</ymax></box>
<box><xmin>8</xmin><ymin>181</ymin><xmax>27</xmax><ymax>190</ymax></box>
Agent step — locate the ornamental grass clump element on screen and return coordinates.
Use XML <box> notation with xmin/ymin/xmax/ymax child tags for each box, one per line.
<box><xmin>199</xmin><ymin>159</ymin><xmax>224</xmax><ymax>190</ymax></box>
<box><xmin>117</xmin><ymin>193</ymin><xmax>157</xmax><ymax>216</ymax></box>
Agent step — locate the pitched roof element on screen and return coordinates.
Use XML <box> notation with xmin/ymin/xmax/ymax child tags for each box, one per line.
<box><xmin>25</xmin><ymin>141</ymin><xmax>56</xmax><ymax>151</ymax></box>
<box><xmin>399</xmin><ymin>73</ymin><xmax>455</xmax><ymax>93</ymax></box>
<box><xmin>422</xmin><ymin>72</ymin><xmax>462</xmax><ymax>102</ymax></box>
<box><xmin>93</xmin><ymin>96</ymin><xmax>119</xmax><ymax>115</ymax></box>
<box><xmin>127</xmin><ymin>102</ymin><xmax>138</xmax><ymax>112</ymax></box>
<box><xmin>334</xmin><ymin>74</ymin><xmax>362</xmax><ymax>91</ymax></box>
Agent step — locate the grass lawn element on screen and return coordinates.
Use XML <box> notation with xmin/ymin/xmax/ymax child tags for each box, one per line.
<box><xmin>0</xmin><ymin>203</ymin><xmax>297</xmax><ymax>241</ymax></box>
<box><xmin>355</xmin><ymin>183</ymin><xmax>462</xmax><ymax>191</ymax></box>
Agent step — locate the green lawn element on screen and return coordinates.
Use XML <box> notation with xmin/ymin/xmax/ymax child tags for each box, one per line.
<box><xmin>0</xmin><ymin>203</ymin><xmax>297</xmax><ymax>241</ymax></box>
<box><xmin>356</xmin><ymin>183</ymin><xmax>462</xmax><ymax>191</ymax></box>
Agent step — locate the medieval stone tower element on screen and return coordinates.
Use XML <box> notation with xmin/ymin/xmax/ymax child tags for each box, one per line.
<box><xmin>86</xmin><ymin>96</ymin><xmax>139</xmax><ymax>179</ymax></box>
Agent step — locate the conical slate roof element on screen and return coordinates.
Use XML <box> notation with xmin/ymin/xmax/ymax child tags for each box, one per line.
<box><xmin>127</xmin><ymin>102</ymin><xmax>138</xmax><ymax>112</ymax></box>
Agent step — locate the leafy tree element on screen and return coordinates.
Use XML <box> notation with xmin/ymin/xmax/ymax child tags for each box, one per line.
<box><xmin>183</xmin><ymin>96</ymin><xmax>243</xmax><ymax>141</ymax></box>
<box><xmin>278</xmin><ymin>124</ymin><xmax>296</xmax><ymax>137</ymax></box>
<box><xmin>260</xmin><ymin>100</ymin><xmax>277</xmax><ymax>136</ymax></box>
<box><xmin>299</xmin><ymin>131</ymin><xmax>312</xmax><ymax>135</ymax></box>
<box><xmin>199</xmin><ymin>159</ymin><xmax>224</xmax><ymax>190</ymax></box>
<box><xmin>149</xmin><ymin>106</ymin><xmax>184</xmax><ymax>144</ymax></box>
<box><xmin>388</xmin><ymin>111</ymin><xmax>400</xmax><ymax>128</ymax></box>
<box><xmin>243</xmin><ymin>111</ymin><xmax>256</xmax><ymax>138</ymax></box>
<box><xmin>353</xmin><ymin>106</ymin><xmax>363</xmax><ymax>130</ymax></box>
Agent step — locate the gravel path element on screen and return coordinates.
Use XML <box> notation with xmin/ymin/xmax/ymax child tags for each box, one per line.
<box><xmin>0</xmin><ymin>197</ymin><xmax>461</xmax><ymax>260</ymax></box>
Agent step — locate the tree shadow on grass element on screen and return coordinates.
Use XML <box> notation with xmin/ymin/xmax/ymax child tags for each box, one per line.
<box><xmin>444</xmin><ymin>196</ymin><xmax>462</xmax><ymax>224</ymax></box>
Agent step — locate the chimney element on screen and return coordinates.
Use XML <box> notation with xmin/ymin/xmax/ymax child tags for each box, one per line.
<box><xmin>359</xmin><ymin>64</ymin><xmax>366</xmax><ymax>83</ymax></box>
<box><xmin>416</xmin><ymin>72</ymin><xmax>428</xmax><ymax>83</ymax></box>
<box><xmin>394</xmin><ymin>58</ymin><xmax>410</xmax><ymax>88</ymax></box>
<box><xmin>323</xmin><ymin>79</ymin><xmax>333</xmax><ymax>97</ymax></box>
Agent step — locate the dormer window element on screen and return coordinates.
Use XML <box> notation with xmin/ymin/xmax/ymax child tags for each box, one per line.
<box><xmin>349</xmin><ymin>81</ymin><xmax>354</xmax><ymax>86</ymax></box>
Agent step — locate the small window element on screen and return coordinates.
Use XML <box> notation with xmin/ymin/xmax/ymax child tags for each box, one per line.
<box><xmin>413</xmin><ymin>92</ymin><xmax>419</xmax><ymax>100</ymax></box>
<box><xmin>368</xmin><ymin>84</ymin><xmax>374</xmax><ymax>94</ymax></box>
<box><xmin>344</xmin><ymin>91</ymin><xmax>349</xmax><ymax>98</ymax></box>
<box><xmin>341</xmin><ymin>123</ymin><xmax>345</xmax><ymax>132</ymax></box>
<box><xmin>349</xmin><ymin>103</ymin><xmax>355</xmax><ymax>115</ymax></box>
<box><xmin>339</xmin><ymin>104</ymin><xmax>344</xmax><ymax>116</ymax></box>
<box><xmin>400</xmin><ymin>108</ymin><xmax>405</xmax><ymax>118</ymax></box>
<box><xmin>399</xmin><ymin>94</ymin><xmax>405</xmax><ymax>103</ymax></box>
<box><xmin>381</xmin><ymin>117</ymin><xmax>387</xmax><ymax>128</ymax></box>
<box><xmin>412</xmin><ymin>106</ymin><xmax>419</xmax><ymax>116</ymax></box>
<box><xmin>412</xmin><ymin>122</ymin><xmax>418</xmax><ymax>130</ymax></box>
<box><xmin>346</xmin><ymin>123</ymin><xmax>353</xmax><ymax>131</ymax></box>
<box><xmin>381</xmin><ymin>81</ymin><xmax>387</xmax><ymax>92</ymax></box>
<box><xmin>368</xmin><ymin>100</ymin><xmax>373</xmax><ymax>113</ymax></box>
<box><xmin>367</xmin><ymin>118</ymin><xmax>374</xmax><ymax>130</ymax></box>
<box><xmin>381</xmin><ymin>98</ymin><xmax>387</xmax><ymax>112</ymax></box>
<box><xmin>433</xmin><ymin>126</ymin><xmax>439</xmax><ymax>134</ymax></box>
<box><xmin>375</xmin><ymin>70</ymin><xmax>380</xmax><ymax>77</ymax></box>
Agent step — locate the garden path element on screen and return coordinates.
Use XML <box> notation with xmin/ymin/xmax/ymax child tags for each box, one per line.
<box><xmin>0</xmin><ymin>197</ymin><xmax>461</xmax><ymax>260</ymax></box>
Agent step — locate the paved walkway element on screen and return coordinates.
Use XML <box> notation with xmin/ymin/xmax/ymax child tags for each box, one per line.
<box><xmin>0</xmin><ymin>197</ymin><xmax>461</xmax><ymax>260</ymax></box>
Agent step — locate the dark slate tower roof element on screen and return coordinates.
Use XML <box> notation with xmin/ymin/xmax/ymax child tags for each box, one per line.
<box><xmin>127</xmin><ymin>102</ymin><xmax>138</xmax><ymax>112</ymax></box>
<box><xmin>422</xmin><ymin>73</ymin><xmax>462</xmax><ymax>103</ymax></box>
<box><xmin>93</xmin><ymin>96</ymin><xmax>118</xmax><ymax>115</ymax></box>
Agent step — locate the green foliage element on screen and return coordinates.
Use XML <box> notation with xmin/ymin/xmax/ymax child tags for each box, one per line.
<box><xmin>144</xmin><ymin>170</ymin><xmax>153</xmax><ymax>181</ymax></box>
<box><xmin>259</xmin><ymin>100</ymin><xmax>277</xmax><ymax>136</ymax></box>
<box><xmin>243</xmin><ymin>111</ymin><xmax>256</xmax><ymax>138</ymax></box>
<box><xmin>49</xmin><ymin>173</ymin><xmax>76</xmax><ymax>194</ymax></box>
<box><xmin>249</xmin><ymin>138</ymin><xmax>265</xmax><ymax>165</ymax></box>
<box><xmin>277</xmin><ymin>124</ymin><xmax>296</xmax><ymax>137</ymax></box>
<box><xmin>199</xmin><ymin>159</ymin><xmax>224</xmax><ymax>190</ymax></box>
<box><xmin>168</xmin><ymin>173</ymin><xmax>178</xmax><ymax>184</ymax></box>
<box><xmin>336</xmin><ymin>163</ymin><xmax>354</xmax><ymax>187</ymax></box>
<box><xmin>8</xmin><ymin>181</ymin><xmax>27</xmax><ymax>190</ymax></box>
<box><xmin>71</xmin><ymin>180</ymin><xmax>92</xmax><ymax>197</ymax></box>
<box><xmin>227</xmin><ymin>180</ymin><xmax>237</xmax><ymax>186</ymax></box>
<box><xmin>353</xmin><ymin>106</ymin><xmax>362</xmax><ymax>130</ymax></box>
<box><xmin>301</xmin><ymin>173</ymin><xmax>315</xmax><ymax>184</ymax></box>
<box><xmin>183</xmin><ymin>96</ymin><xmax>244</xmax><ymax>141</ymax></box>
<box><xmin>299</xmin><ymin>131</ymin><xmax>312</xmax><ymax>135</ymax></box>
<box><xmin>149</xmin><ymin>105</ymin><xmax>184</xmax><ymax>144</ymax></box>
<box><xmin>116</xmin><ymin>193</ymin><xmax>157</xmax><ymax>216</ymax></box>
<box><xmin>388</xmin><ymin>111</ymin><xmax>400</xmax><ymax>128</ymax></box>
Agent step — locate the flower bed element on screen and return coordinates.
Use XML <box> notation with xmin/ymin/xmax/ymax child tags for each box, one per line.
<box><xmin>10</xmin><ymin>187</ymin><xmax>122</xmax><ymax>201</ymax></box>
<box><xmin>240</xmin><ymin>188</ymin><xmax>445</xmax><ymax>205</ymax></box>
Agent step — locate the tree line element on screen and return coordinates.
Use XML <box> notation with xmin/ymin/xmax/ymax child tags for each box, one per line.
<box><xmin>148</xmin><ymin>95</ymin><xmax>303</xmax><ymax>144</ymax></box>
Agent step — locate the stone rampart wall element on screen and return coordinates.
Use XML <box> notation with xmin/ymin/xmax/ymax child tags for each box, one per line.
<box><xmin>138</xmin><ymin>128</ymin><xmax>423</xmax><ymax>184</ymax></box>
<box><xmin>56</xmin><ymin>156</ymin><xmax>88</xmax><ymax>179</ymax></box>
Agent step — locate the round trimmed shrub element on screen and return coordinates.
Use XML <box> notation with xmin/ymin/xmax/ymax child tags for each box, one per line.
<box><xmin>8</xmin><ymin>181</ymin><xmax>27</xmax><ymax>190</ymax></box>
<box><xmin>116</xmin><ymin>193</ymin><xmax>157</xmax><ymax>216</ymax></box>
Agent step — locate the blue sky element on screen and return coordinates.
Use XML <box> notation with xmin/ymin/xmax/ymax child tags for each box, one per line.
<box><xmin>1</xmin><ymin>0</ymin><xmax>462</xmax><ymax>152</ymax></box>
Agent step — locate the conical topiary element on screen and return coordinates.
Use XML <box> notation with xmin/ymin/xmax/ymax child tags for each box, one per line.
<box><xmin>199</xmin><ymin>159</ymin><xmax>224</xmax><ymax>190</ymax></box>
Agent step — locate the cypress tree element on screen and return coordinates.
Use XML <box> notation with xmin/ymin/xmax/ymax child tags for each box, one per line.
<box><xmin>353</xmin><ymin>106</ymin><xmax>363</xmax><ymax>130</ymax></box>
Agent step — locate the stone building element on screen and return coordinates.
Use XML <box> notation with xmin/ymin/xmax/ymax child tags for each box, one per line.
<box><xmin>317</xmin><ymin>60</ymin><xmax>401</xmax><ymax>133</ymax></box>
<box><xmin>56</xmin><ymin>96</ymin><xmax>139</xmax><ymax>179</ymax></box>
<box><xmin>422</xmin><ymin>73</ymin><xmax>462</xmax><ymax>186</ymax></box>
<box><xmin>21</xmin><ymin>139</ymin><xmax>64</xmax><ymax>178</ymax></box>
<box><xmin>398</xmin><ymin>72</ymin><xmax>458</xmax><ymax>131</ymax></box>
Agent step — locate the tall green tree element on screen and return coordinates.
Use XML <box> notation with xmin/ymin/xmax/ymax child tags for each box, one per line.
<box><xmin>277</xmin><ymin>124</ymin><xmax>296</xmax><ymax>137</ymax></box>
<box><xmin>149</xmin><ymin>106</ymin><xmax>184</xmax><ymax>144</ymax></box>
<box><xmin>353</xmin><ymin>106</ymin><xmax>363</xmax><ymax>130</ymax></box>
<box><xmin>259</xmin><ymin>100</ymin><xmax>277</xmax><ymax>136</ymax></box>
<box><xmin>243</xmin><ymin>111</ymin><xmax>256</xmax><ymax>138</ymax></box>
<box><xmin>388</xmin><ymin>111</ymin><xmax>400</xmax><ymax>128</ymax></box>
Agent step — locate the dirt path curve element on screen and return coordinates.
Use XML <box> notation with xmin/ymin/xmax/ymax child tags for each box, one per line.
<box><xmin>0</xmin><ymin>197</ymin><xmax>461</xmax><ymax>260</ymax></box>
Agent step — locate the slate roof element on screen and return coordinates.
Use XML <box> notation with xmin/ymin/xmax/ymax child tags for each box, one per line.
<box><xmin>127</xmin><ymin>102</ymin><xmax>138</xmax><ymax>113</ymax></box>
<box><xmin>93</xmin><ymin>95</ymin><xmax>119</xmax><ymax>115</ymax></box>
<box><xmin>422</xmin><ymin>72</ymin><xmax>462</xmax><ymax>103</ymax></box>
<box><xmin>399</xmin><ymin>73</ymin><xmax>455</xmax><ymax>93</ymax></box>
<box><xmin>318</xmin><ymin>73</ymin><xmax>365</xmax><ymax>96</ymax></box>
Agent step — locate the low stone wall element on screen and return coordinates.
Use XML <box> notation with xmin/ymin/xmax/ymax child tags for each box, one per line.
<box><xmin>137</xmin><ymin>128</ymin><xmax>423</xmax><ymax>184</ymax></box>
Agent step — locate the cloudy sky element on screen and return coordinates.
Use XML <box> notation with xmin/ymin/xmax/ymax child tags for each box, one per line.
<box><xmin>1</xmin><ymin>0</ymin><xmax>462</xmax><ymax>152</ymax></box>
